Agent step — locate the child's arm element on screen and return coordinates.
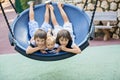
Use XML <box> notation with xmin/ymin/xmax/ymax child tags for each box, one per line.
<box><xmin>40</xmin><ymin>46</ymin><xmax>47</xmax><ymax>54</ymax></box>
<box><xmin>26</xmin><ymin>46</ymin><xmax>41</xmax><ymax>54</ymax></box>
<box><xmin>60</xmin><ymin>45</ymin><xmax>81</xmax><ymax>54</ymax></box>
<box><xmin>55</xmin><ymin>47</ymin><xmax>61</xmax><ymax>53</ymax></box>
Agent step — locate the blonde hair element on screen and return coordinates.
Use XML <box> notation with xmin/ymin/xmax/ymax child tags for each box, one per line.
<box><xmin>46</xmin><ymin>36</ymin><xmax>56</xmax><ymax>44</ymax></box>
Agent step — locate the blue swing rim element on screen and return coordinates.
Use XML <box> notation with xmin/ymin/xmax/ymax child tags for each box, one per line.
<box><xmin>9</xmin><ymin>3</ymin><xmax>93</xmax><ymax>61</ymax></box>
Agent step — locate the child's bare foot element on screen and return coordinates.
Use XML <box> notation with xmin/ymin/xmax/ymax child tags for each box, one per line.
<box><xmin>0</xmin><ymin>0</ymin><xmax>5</xmax><ymax>3</ymax></box>
<box><xmin>45</xmin><ymin>0</ymin><xmax>51</xmax><ymax>4</ymax></box>
<box><xmin>57</xmin><ymin>2</ymin><xmax>63</xmax><ymax>8</ymax></box>
<box><xmin>46</xmin><ymin>3</ymin><xmax>49</xmax><ymax>9</ymax></box>
<box><xmin>27</xmin><ymin>1</ymin><xmax>34</xmax><ymax>6</ymax></box>
<box><xmin>49</xmin><ymin>4</ymin><xmax>54</xmax><ymax>11</ymax></box>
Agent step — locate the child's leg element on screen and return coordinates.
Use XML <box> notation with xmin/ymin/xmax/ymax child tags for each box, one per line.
<box><xmin>40</xmin><ymin>4</ymin><xmax>52</xmax><ymax>32</ymax></box>
<box><xmin>44</xmin><ymin>4</ymin><xmax>49</xmax><ymax>23</ymax></box>
<box><xmin>57</xmin><ymin>2</ymin><xmax>69</xmax><ymax>23</ymax></box>
<box><xmin>28</xmin><ymin>1</ymin><xmax>39</xmax><ymax>38</ymax></box>
<box><xmin>28</xmin><ymin>1</ymin><xmax>34</xmax><ymax>21</ymax></box>
<box><xmin>49</xmin><ymin>4</ymin><xmax>62</xmax><ymax>38</ymax></box>
<box><xmin>49</xmin><ymin>4</ymin><xmax>59</xmax><ymax>26</ymax></box>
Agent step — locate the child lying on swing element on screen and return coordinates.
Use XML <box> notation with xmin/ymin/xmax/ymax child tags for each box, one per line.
<box><xmin>49</xmin><ymin>3</ymin><xmax>81</xmax><ymax>54</ymax></box>
<box><xmin>26</xmin><ymin>1</ymin><xmax>60</xmax><ymax>54</ymax></box>
<box><xmin>26</xmin><ymin>1</ymin><xmax>54</xmax><ymax>54</ymax></box>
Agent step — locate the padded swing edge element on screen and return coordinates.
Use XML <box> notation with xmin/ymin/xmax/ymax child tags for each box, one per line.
<box><xmin>14</xmin><ymin>40</ymin><xmax>89</xmax><ymax>61</ymax></box>
<box><xmin>79</xmin><ymin>41</ymin><xmax>89</xmax><ymax>51</ymax></box>
<box><xmin>14</xmin><ymin>45</ymin><xmax>75</xmax><ymax>61</ymax></box>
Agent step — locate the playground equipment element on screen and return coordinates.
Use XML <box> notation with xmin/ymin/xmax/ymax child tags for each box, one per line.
<box><xmin>0</xmin><ymin>0</ymin><xmax>98</xmax><ymax>61</ymax></box>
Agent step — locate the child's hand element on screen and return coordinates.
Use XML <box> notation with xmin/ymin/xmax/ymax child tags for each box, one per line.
<box><xmin>47</xmin><ymin>28</ymin><xmax>52</xmax><ymax>35</ymax></box>
<box><xmin>41</xmin><ymin>50</ymin><xmax>47</xmax><ymax>54</ymax></box>
<box><xmin>38</xmin><ymin>45</ymin><xmax>46</xmax><ymax>50</ymax></box>
<box><xmin>60</xmin><ymin>45</ymin><xmax>67</xmax><ymax>51</ymax></box>
<box><xmin>55</xmin><ymin>47</ymin><xmax>61</xmax><ymax>53</ymax></box>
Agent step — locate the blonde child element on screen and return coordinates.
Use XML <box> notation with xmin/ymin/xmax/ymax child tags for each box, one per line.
<box><xmin>45</xmin><ymin>29</ymin><xmax>60</xmax><ymax>53</ymax></box>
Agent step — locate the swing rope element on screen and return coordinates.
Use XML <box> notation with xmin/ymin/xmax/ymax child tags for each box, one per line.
<box><xmin>83</xmin><ymin>0</ymin><xmax>88</xmax><ymax>10</ymax></box>
<box><xmin>9</xmin><ymin>0</ymin><xmax>18</xmax><ymax>13</ymax></box>
<box><xmin>0</xmin><ymin>2</ymin><xmax>15</xmax><ymax>39</ymax></box>
<box><xmin>88</xmin><ymin>0</ymin><xmax>99</xmax><ymax>33</ymax></box>
<box><xmin>82</xmin><ymin>0</ymin><xmax>99</xmax><ymax>38</ymax></box>
<box><xmin>0</xmin><ymin>0</ymin><xmax>17</xmax><ymax>41</ymax></box>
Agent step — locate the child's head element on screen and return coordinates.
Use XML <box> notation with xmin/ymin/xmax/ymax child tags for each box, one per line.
<box><xmin>46</xmin><ymin>36</ymin><xmax>56</xmax><ymax>50</ymax></box>
<box><xmin>56</xmin><ymin>29</ymin><xmax>72</xmax><ymax>47</ymax></box>
<box><xmin>34</xmin><ymin>29</ymin><xmax>47</xmax><ymax>46</ymax></box>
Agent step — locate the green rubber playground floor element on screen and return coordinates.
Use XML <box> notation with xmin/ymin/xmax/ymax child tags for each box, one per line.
<box><xmin>0</xmin><ymin>45</ymin><xmax>120</xmax><ymax>80</ymax></box>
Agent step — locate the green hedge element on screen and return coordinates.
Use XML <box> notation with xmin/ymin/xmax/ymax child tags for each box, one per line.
<box><xmin>15</xmin><ymin>0</ymin><xmax>41</xmax><ymax>13</ymax></box>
